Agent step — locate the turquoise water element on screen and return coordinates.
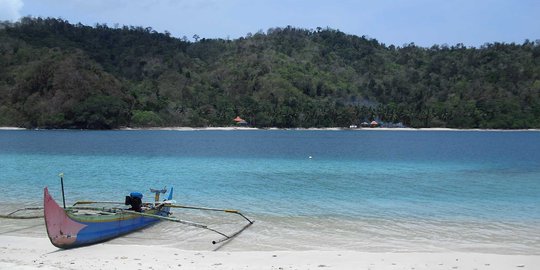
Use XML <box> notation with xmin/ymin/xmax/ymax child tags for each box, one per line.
<box><xmin>1</xmin><ymin>130</ymin><xmax>539</xmax><ymax>253</ymax></box>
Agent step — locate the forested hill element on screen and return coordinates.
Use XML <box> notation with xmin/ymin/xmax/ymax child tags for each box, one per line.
<box><xmin>1</xmin><ymin>17</ymin><xmax>539</xmax><ymax>129</ymax></box>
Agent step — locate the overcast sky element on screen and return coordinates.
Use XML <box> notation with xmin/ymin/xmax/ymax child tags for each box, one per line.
<box><xmin>1</xmin><ymin>0</ymin><xmax>538</xmax><ymax>47</ymax></box>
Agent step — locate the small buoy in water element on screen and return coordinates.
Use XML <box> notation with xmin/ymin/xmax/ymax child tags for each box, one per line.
<box><xmin>308</xmin><ymin>156</ymin><xmax>312</xmax><ymax>159</ymax></box>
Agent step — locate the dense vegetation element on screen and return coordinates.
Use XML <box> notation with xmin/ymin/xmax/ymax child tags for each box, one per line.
<box><xmin>1</xmin><ymin>17</ymin><xmax>539</xmax><ymax>129</ymax></box>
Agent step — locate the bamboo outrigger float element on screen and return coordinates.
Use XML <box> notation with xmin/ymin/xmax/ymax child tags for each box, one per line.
<box><xmin>2</xmin><ymin>175</ymin><xmax>254</xmax><ymax>249</ymax></box>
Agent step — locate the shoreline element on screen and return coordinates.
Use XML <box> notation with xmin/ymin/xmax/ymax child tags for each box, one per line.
<box><xmin>0</xmin><ymin>235</ymin><xmax>538</xmax><ymax>270</ymax></box>
<box><xmin>1</xmin><ymin>126</ymin><xmax>540</xmax><ymax>132</ymax></box>
<box><xmin>122</xmin><ymin>127</ymin><xmax>540</xmax><ymax>132</ymax></box>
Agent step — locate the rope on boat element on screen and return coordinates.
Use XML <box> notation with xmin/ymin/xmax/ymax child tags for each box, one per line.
<box><xmin>0</xmin><ymin>207</ymin><xmax>44</xmax><ymax>219</ymax></box>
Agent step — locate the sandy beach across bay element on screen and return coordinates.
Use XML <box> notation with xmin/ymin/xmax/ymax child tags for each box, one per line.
<box><xmin>0</xmin><ymin>127</ymin><xmax>26</xmax><ymax>130</ymax></box>
<box><xmin>119</xmin><ymin>126</ymin><xmax>540</xmax><ymax>132</ymax></box>
<box><xmin>2</xmin><ymin>126</ymin><xmax>540</xmax><ymax>132</ymax></box>
<box><xmin>0</xmin><ymin>235</ymin><xmax>538</xmax><ymax>270</ymax></box>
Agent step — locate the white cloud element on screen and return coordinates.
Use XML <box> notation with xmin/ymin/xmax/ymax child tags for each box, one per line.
<box><xmin>0</xmin><ymin>0</ymin><xmax>23</xmax><ymax>21</ymax></box>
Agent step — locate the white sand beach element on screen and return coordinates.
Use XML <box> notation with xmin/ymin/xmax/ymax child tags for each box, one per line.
<box><xmin>0</xmin><ymin>235</ymin><xmax>537</xmax><ymax>270</ymax></box>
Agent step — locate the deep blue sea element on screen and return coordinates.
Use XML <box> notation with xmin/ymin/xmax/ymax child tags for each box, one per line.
<box><xmin>1</xmin><ymin>130</ymin><xmax>539</xmax><ymax>253</ymax></box>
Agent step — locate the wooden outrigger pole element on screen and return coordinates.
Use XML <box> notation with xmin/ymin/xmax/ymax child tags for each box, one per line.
<box><xmin>167</xmin><ymin>204</ymin><xmax>254</xmax><ymax>244</ymax></box>
<box><xmin>165</xmin><ymin>204</ymin><xmax>255</xmax><ymax>244</ymax></box>
<box><xmin>0</xmin><ymin>207</ymin><xmax>43</xmax><ymax>219</ymax></box>
<box><xmin>113</xmin><ymin>203</ymin><xmax>255</xmax><ymax>245</ymax></box>
<box><xmin>166</xmin><ymin>204</ymin><xmax>254</xmax><ymax>223</ymax></box>
<box><xmin>72</xmin><ymin>201</ymin><xmax>125</xmax><ymax>206</ymax></box>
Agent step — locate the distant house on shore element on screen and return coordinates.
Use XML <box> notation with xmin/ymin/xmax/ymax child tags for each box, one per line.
<box><xmin>360</xmin><ymin>122</ymin><xmax>370</xmax><ymax>128</ymax></box>
<box><xmin>233</xmin><ymin>116</ymin><xmax>248</xmax><ymax>126</ymax></box>
<box><xmin>370</xmin><ymin>121</ymin><xmax>379</xmax><ymax>128</ymax></box>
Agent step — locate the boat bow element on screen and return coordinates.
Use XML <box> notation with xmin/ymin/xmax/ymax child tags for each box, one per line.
<box><xmin>43</xmin><ymin>187</ymin><xmax>87</xmax><ymax>248</ymax></box>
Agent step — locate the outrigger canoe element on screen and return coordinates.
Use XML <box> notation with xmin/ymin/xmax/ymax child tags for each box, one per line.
<box><xmin>40</xmin><ymin>186</ymin><xmax>253</xmax><ymax>249</ymax></box>
<box><xmin>1</xmin><ymin>175</ymin><xmax>254</xmax><ymax>249</ymax></box>
<box><xmin>43</xmin><ymin>187</ymin><xmax>174</xmax><ymax>248</ymax></box>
